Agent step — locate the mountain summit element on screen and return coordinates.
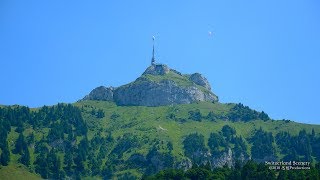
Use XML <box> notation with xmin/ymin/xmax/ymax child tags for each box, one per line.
<box><xmin>82</xmin><ymin>64</ymin><xmax>219</xmax><ymax>106</ymax></box>
<box><xmin>82</xmin><ymin>38</ymin><xmax>218</xmax><ymax>106</ymax></box>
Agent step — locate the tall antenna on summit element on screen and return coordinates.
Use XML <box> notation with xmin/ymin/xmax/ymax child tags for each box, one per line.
<box><xmin>151</xmin><ymin>36</ymin><xmax>155</xmax><ymax>65</ymax></box>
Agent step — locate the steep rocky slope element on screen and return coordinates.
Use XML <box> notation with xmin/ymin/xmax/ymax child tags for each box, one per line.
<box><xmin>82</xmin><ymin>64</ymin><xmax>218</xmax><ymax>106</ymax></box>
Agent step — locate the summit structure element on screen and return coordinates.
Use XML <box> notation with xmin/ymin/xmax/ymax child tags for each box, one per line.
<box><xmin>82</xmin><ymin>40</ymin><xmax>219</xmax><ymax>106</ymax></box>
<box><xmin>151</xmin><ymin>36</ymin><xmax>156</xmax><ymax>65</ymax></box>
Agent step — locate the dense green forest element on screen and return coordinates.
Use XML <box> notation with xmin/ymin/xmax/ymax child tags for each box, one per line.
<box><xmin>0</xmin><ymin>101</ymin><xmax>320</xmax><ymax>179</ymax></box>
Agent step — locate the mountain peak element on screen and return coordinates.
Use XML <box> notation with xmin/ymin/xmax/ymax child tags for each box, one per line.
<box><xmin>82</xmin><ymin>64</ymin><xmax>218</xmax><ymax>106</ymax></box>
<box><xmin>143</xmin><ymin>64</ymin><xmax>173</xmax><ymax>76</ymax></box>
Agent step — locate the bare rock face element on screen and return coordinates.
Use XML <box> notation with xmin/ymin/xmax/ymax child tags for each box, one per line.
<box><xmin>82</xmin><ymin>86</ymin><xmax>114</xmax><ymax>101</ymax></box>
<box><xmin>82</xmin><ymin>64</ymin><xmax>219</xmax><ymax>106</ymax></box>
<box><xmin>113</xmin><ymin>79</ymin><xmax>217</xmax><ymax>106</ymax></box>
<box><xmin>176</xmin><ymin>158</ymin><xmax>193</xmax><ymax>171</ymax></box>
<box><xmin>210</xmin><ymin>148</ymin><xmax>234</xmax><ymax>168</ymax></box>
<box><xmin>187</xmin><ymin>148</ymin><xmax>250</xmax><ymax>170</ymax></box>
<box><xmin>189</xmin><ymin>73</ymin><xmax>211</xmax><ymax>91</ymax></box>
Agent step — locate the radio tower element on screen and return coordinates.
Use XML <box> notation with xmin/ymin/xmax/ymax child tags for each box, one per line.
<box><xmin>151</xmin><ymin>36</ymin><xmax>156</xmax><ymax>65</ymax></box>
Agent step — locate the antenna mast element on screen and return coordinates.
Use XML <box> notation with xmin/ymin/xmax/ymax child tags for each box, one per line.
<box><xmin>151</xmin><ymin>36</ymin><xmax>155</xmax><ymax>65</ymax></box>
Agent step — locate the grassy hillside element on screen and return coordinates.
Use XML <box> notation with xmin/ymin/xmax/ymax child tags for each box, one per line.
<box><xmin>1</xmin><ymin>100</ymin><xmax>320</xmax><ymax>179</ymax></box>
<box><xmin>0</xmin><ymin>164</ymin><xmax>41</xmax><ymax>180</ymax></box>
<box><xmin>77</xmin><ymin>100</ymin><xmax>320</xmax><ymax>137</ymax></box>
<box><xmin>75</xmin><ymin>101</ymin><xmax>320</xmax><ymax>158</ymax></box>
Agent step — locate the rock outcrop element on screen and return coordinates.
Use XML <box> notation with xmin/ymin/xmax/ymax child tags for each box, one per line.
<box><xmin>189</xmin><ymin>73</ymin><xmax>211</xmax><ymax>91</ymax></box>
<box><xmin>113</xmin><ymin>79</ymin><xmax>217</xmax><ymax>106</ymax></box>
<box><xmin>210</xmin><ymin>148</ymin><xmax>234</xmax><ymax>168</ymax></box>
<box><xmin>185</xmin><ymin>148</ymin><xmax>250</xmax><ymax>170</ymax></box>
<box><xmin>143</xmin><ymin>64</ymin><xmax>171</xmax><ymax>75</ymax></box>
<box><xmin>81</xmin><ymin>64</ymin><xmax>219</xmax><ymax>106</ymax></box>
<box><xmin>82</xmin><ymin>86</ymin><xmax>114</xmax><ymax>101</ymax></box>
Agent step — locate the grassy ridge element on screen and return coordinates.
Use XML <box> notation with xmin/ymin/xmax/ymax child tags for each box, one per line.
<box><xmin>75</xmin><ymin>100</ymin><xmax>320</xmax><ymax>162</ymax></box>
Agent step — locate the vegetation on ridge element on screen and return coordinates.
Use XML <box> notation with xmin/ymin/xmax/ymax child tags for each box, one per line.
<box><xmin>140</xmin><ymin>71</ymin><xmax>212</xmax><ymax>94</ymax></box>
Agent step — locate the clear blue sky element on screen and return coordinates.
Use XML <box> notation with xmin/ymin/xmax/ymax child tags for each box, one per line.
<box><xmin>0</xmin><ymin>1</ymin><xmax>319</xmax><ymax>124</ymax></box>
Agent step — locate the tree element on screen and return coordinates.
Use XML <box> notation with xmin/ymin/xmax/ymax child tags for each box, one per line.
<box><xmin>185</xmin><ymin>167</ymin><xmax>211</xmax><ymax>180</ymax></box>
<box><xmin>74</xmin><ymin>153</ymin><xmax>85</xmax><ymax>173</ymax></box>
<box><xmin>250</xmin><ymin>128</ymin><xmax>276</xmax><ymax>160</ymax></box>
<box><xmin>0</xmin><ymin>142</ymin><xmax>10</xmax><ymax>166</ymax></box>
<box><xmin>183</xmin><ymin>133</ymin><xmax>206</xmax><ymax>163</ymax></box>
<box><xmin>208</xmin><ymin>132</ymin><xmax>227</xmax><ymax>155</ymax></box>
<box><xmin>312</xmin><ymin>128</ymin><xmax>315</xmax><ymax>137</ymax></box>
<box><xmin>34</xmin><ymin>152</ymin><xmax>49</xmax><ymax>179</ymax></box>
<box><xmin>64</xmin><ymin>150</ymin><xmax>73</xmax><ymax>174</ymax></box>
<box><xmin>241</xmin><ymin>160</ymin><xmax>258</xmax><ymax>179</ymax></box>
<box><xmin>19</xmin><ymin>145</ymin><xmax>30</xmax><ymax>166</ymax></box>
<box><xmin>277</xmin><ymin>130</ymin><xmax>314</xmax><ymax>162</ymax></box>
<box><xmin>0</xmin><ymin>120</ymin><xmax>10</xmax><ymax>166</ymax></box>
<box><xmin>14</xmin><ymin>132</ymin><xmax>30</xmax><ymax>166</ymax></box>
<box><xmin>91</xmin><ymin>108</ymin><xmax>96</xmax><ymax>116</ymax></box>
<box><xmin>221</xmin><ymin>125</ymin><xmax>236</xmax><ymax>142</ymax></box>
<box><xmin>228</xmin><ymin>103</ymin><xmax>263</xmax><ymax>122</ymax></box>
<box><xmin>47</xmin><ymin>150</ymin><xmax>62</xmax><ymax>179</ymax></box>
<box><xmin>26</xmin><ymin>133</ymin><xmax>35</xmax><ymax>145</ymax></box>
<box><xmin>277</xmin><ymin>170</ymin><xmax>288</xmax><ymax>180</ymax></box>
<box><xmin>102</xmin><ymin>164</ymin><xmax>114</xmax><ymax>179</ymax></box>
<box><xmin>206</xmin><ymin>111</ymin><xmax>216</xmax><ymax>121</ymax></box>
<box><xmin>233</xmin><ymin>136</ymin><xmax>248</xmax><ymax>158</ymax></box>
<box><xmin>96</xmin><ymin>109</ymin><xmax>105</xmax><ymax>118</ymax></box>
<box><xmin>14</xmin><ymin>133</ymin><xmax>27</xmax><ymax>155</ymax></box>
<box><xmin>188</xmin><ymin>110</ymin><xmax>202</xmax><ymax>122</ymax></box>
<box><xmin>167</xmin><ymin>141</ymin><xmax>173</xmax><ymax>152</ymax></box>
<box><xmin>110</xmin><ymin>112</ymin><xmax>120</xmax><ymax>120</ymax></box>
<box><xmin>91</xmin><ymin>158</ymin><xmax>102</xmax><ymax>176</ymax></box>
<box><xmin>154</xmin><ymin>169</ymin><xmax>184</xmax><ymax>180</ymax></box>
<box><xmin>258</xmin><ymin>111</ymin><xmax>270</xmax><ymax>121</ymax></box>
<box><xmin>229</xmin><ymin>160</ymin><xmax>242</xmax><ymax>180</ymax></box>
<box><xmin>15</xmin><ymin>119</ymin><xmax>24</xmax><ymax>133</ymax></box>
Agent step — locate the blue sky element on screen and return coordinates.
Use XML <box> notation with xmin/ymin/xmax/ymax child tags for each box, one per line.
<box><xmin>0</xmin><ymin>1</ymin><xmax>319</xmax><ymax>124</ymax></box>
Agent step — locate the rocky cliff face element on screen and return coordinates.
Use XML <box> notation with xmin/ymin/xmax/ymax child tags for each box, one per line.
<box><xmin>82</xmin><ymin>64</ymin><xmax>218</xmax><ymax>106</ymax></box>
<box><xmin>183</xmin><ymin>148</ymin><xmax>250</xmax><ymax>170</ymax></box>
<box><xmin>82</xmin><ymin>86</ymin><xmax>114</xmax><ymax>101</ymax></box>
<box><xmin>210</xmin><ymin>148</ymin><xmax>234</xmax><ymax>168</ymax></box>
<box><xmin>189</xmin><ymin>73</ymin><xmax>211</xmax><ymax>91</ymax></box>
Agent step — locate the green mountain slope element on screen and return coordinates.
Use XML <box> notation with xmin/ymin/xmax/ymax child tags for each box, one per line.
<box><xmin>0</xmin><ymin>164</ymin><xmax>41</xmax><ymax>180</ymax></box>
<box><xmin>76</xmin><ymin>101</ymin><xmax>319</xmax><ymax>158</ymax></box>
<box><xmin>1</xmin><ymin>101</ymin><xmax>319</xmax><ymax>179</ymax></box>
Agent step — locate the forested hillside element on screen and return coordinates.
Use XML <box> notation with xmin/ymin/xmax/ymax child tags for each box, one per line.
<box><xmin>0</xmin><ymin>101</ymin><xmax>320</xmax><ymax>179</ymax></box>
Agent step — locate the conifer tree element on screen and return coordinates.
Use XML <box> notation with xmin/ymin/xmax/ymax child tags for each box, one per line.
<box><xmin>0</xmin><ymin>142</ymin><xmax>10</xmax><ymax>166</ymax></box>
